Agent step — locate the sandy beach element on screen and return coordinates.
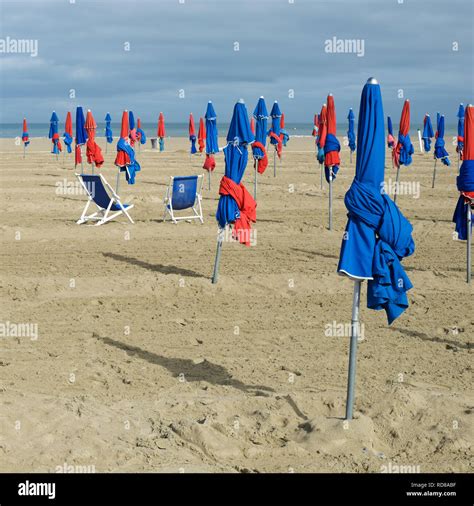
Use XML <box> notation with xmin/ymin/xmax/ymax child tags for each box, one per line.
<box><xmin>0</xmin><ymin>136</ymin><xmax>472</xmax><ymax>473</ymax></box>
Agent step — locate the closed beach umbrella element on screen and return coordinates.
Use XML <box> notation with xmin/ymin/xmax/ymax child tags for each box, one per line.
<box><xmin>337</xmin><ymin>77</ymin><xmax>415</xmax><ymax>419</ymax></box>
<box><xmin>268</xmin><ymin>101</ymin><xmax>282</xmax><ymax>177</ymax></box>
<box><xmin>157</xmin><ymin>112</ymin><xmax>166</xmax><ymax>151</ymax></box>
<box><xmin>435</xmin><ymin>112</ymin><xmax>440</xmax><ymax>138</ymax></box>
<box><xmin>387</xmin><ymin>115</ymin><xmax>396</xmax><ymax>149</ymax></box>
<box><xmin>22</xmin><ymin>118</ymin><xmax>29</xmax><ymax>157</ymax></box>
<box><xmin>189</xmin><ymin>113</ymin><xmax>197</xmax><ymax>154</ymax></box>
<box><xmin>317</xmin><ymin>105</ymin><xmax>327</xmax><ymax>189</ymax></box>
<box><xmin>85</xmin><ymin>109</ymin><xmax>104</xmax><ymax>173</ymax></box>
<box><xmin>452</xmin><ymin>104</ymin><xmax>474</xmax><ymax>282</ymax></box>
<box><xmin>280</xmin><ymin>113</ymin><xmax>289</xmax><ymax>147</ymax></box>
<box><xmin>203</xmin><ymin>101</ymin><xmax>218</xmax><ymax>189</ymax></box>
<box><xmin>115</xmin><ymin>110</ymin><xmax>141</xmax><ymax>190</ymax></box>
<box><xmin>312</xmin><ymin>113</ymin><xmax>318</xmax><ymax>137</ymax></box>
<box><xmin>250</xmin><ymin>117</ymin><xmax>255</xmax><ymax>135</ymax></box>
<box><xmin>75</xmin><ymin>106</ymin><xmax>88</xmax><ymax>170</ymax></box>
<box><xmin>212</xmin><ymin>100</ymin><xmax>256</xmax><ymax>283</ymax></box>
<box><xmin>105</xmin><ymin>113</ymin><xmax>113</xmax><ymax>152</ymax></box>
<box><xmin>347</xmin><ymin>108</ymin><xmax>356</xmax><ymax>163</ymax></box>
<box><xmin>49</xmin><ymin>111</ymin><xmax>62</xmax><ymax>157</ymax></box>
<box><xmin>422</xmin><ymin>114</ymin><xmax>434</xmax><ymax>152</ymax></box>
<box><xmin>432</xmin><ymin>115</ymin><xmax>451</xmax><ymax>188</ymax></box>
<box><xmin>457</xmin><ymin>103</ymin><xmax>465</xmax><ymax>169</ymax></box>
<box><xmin>63</xmin><ymin>112</ymin><xmax>73</xmax><ymax>154</ymax></box>
<box><xmin>198</xmin><ymin>117</ymin><xmax>206</xmax><ymax>153</ymax></box>
<box><xmin>392</xmin><ymin>100</ymin><xmax>414</xmax><ymax>202</ymax></box>
<box><xmin>128</xmin><ymin>110</ymin><xmax>137</xmax><ymax>147</ymax></box>
<box><xmin>251</xmin><ymin>96</ymin><xmax>269</xmax><ymax>200</ymax></box>
<box><xmin>324</xmin><ymin>94</ymin><xmax>341</xmax><ymax>230</ymax></box>
<box><xmin>136</xmin><ymin>118</ymin><xmax>146</xmax><ymax>146</ymax></box>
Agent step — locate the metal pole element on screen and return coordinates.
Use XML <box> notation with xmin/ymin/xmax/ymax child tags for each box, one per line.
<box><xmin>329</xmin><ymin>169</ymin><xmax>333</xmax><ymax>231</ymax></box>
<box><xmin>208</xmin><ymin>170</ymin><xmax>211</xmax><ymax>191</ymax></box>
<box><xmin>23</xmin><ymin>145</ymin><xmax>25</xmax><ymax>159</ymax></box>
<box><xmin>417</xmin><ymin>129</ymin><xmax>423</xmax><ymax>153</ymax></box>
<box><xmin>345</xmin><ymin>280</ymin><xmax>362</xmax><ymax>420</ymax></box>
<box><xmin>394</xmin><ymin>167</ymin><xmax>400</xmax><ymax>203</ymax></box>
<box><xmin>467</xmin><ymin>203</ymin><xmax>472</xmax><ymax>284</ymax></box>
<box><xmin>273</xmin><ymin>148</ymin><xmax>276</xmax><ymax>177</ymax></box>
<box><xmin>320</xmin><ymin>163</ymin><xmax>323</xmax><ymax>190</ymax></box>
<box><xmin>116</xmin><ymin>171</ymin><xmax>120</xmax><ymax>194</ymax></box>
<box><xmin>254</xmin><ymin>158</ymin><xmax>258</xmax><ymax>201</ymax></box>
<box><xmin>211</xmin><ymin>227</ymin><xmax>225</xmax><ymax>284</ymax></box>
<box><xmin>432</xmin><ymin>159</ymin><xmax>437</xmax><ymax>189</ymax></box>
<box><xmin>458</xmin><ymin>152</ymin><xmax>460</xmax><ymax>173</ymax></box>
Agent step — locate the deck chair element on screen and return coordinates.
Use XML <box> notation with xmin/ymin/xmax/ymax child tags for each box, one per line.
<box><xmin>163</xmin><ymin>175</ymin><xmax>204</xmax><ymax>224</ymax></box>
<box><xmin>76</xmin><ymin>173</ymin><xmax>134</xmax><ymax>226</ymax></box>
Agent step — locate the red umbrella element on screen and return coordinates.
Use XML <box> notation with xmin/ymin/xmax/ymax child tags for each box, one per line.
<box><xmin>325</xmin><ymin>95</ymin><xmax>340</xmax><ymax>167</ymax></box>
<box><xmin>136</xmin><ymin>118</ymin><xmax>142</xmax><ymax>143</ymax></box>
<box><xmin>312</xmin><ymin>113</ymin><xmax>318</xmax><ymax>136</ymax></box>
<box><xmin>189</xmin><ymin>113</ymin><xmax>196</xmax><ymax>137</ymax></box>
<box><xmin>158</xmin><ymin>112</ymin><xmax>166</xmax><ymax>138</ymax></box>
<box><xmin>393</xmin><ymin>100</ymin><xmax>410</xmax><ymax>169</ymax></box>
<box><xmin>318</xmin><ymin>105</ymin><xmax>327</xmax><ymax>148</ymax></box>
<box><xmin>115</xmin><ymin>110</ymin><xmax>130</xmax><ymax>167</ymax></box>
<box><xmin>198</xmin><ymin>117</ymin><xmax>206</xmax><ymax>153</ymax></box>
<box><xmin>250</xmin><ymin>117</ymin><xmax>255</xmax><ymax>134</ymax></box>
<box><xmin>65</xmin><ymin>112</ymin><xmax>72</xmax><ymax>137</ymax></box>
<box><xmin>85</xmin><ymin>110</ymin><xmax>104</xmax><ymax>169</ymax></box>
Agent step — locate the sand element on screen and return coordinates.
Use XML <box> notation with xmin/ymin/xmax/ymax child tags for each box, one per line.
<box><xmin>0</xmin><ymin>136</ymin><xmax>472</xmax><ymax>473</ymax></box>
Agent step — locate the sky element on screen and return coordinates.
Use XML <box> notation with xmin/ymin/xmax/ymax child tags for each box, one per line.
<box><xmin>0</xmin><ymin>0</ymin><xmax>472</xmax><ymax>125</ymax></box>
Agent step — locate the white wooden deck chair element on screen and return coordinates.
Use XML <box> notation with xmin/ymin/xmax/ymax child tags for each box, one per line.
<box><xmin>76</xmin><ymin>173</ymin><xmax>134</xmax><ymax>226</ymax></box>
<box><xmin>163</xmin><ymin>175</ymin><xmax>204</xmax><ymax>224</ymax></box>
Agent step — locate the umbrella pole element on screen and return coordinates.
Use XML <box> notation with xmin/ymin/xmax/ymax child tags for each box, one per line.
<box><xmin>329</xmin><ymin>169</ymin><xmax>333</xmax><ymax>231</ymax></box>
<box><xmin>417</xmin><ymin>129</ymin><xmax>423</xmax><ymax>153</ymax></box>
<box><xmin>23</xmin><ymin>145</ymin><xmax>25</xmax><ymax>159</ymax></box>
<box><xmin>457</xmin><ymin>152</ymin><xmax>460</xmax><ymax>173</ymax></box>
<box><xmin>211</xmin><ymin>227</ymin><xmax>225</xmax><ymax>284</ymax></box>
<box><xmin>273</xmin><ymin>148</ymin><xmax>276</xmax><ymax>177</ymax></box>
<box><xmin>254</xmin><ymin>158</ymin><xmax>258</xmax><ymax>201</ymax></box>
<box><xmin>394</xmin><ymin>167</ymin><xmax>400</xmax><ymax>204</ymax></box>
<box><xmin>320</xmin><ymin>163</ymin><xmax>323</xmax><ymax>189</ymax></box>
<box><xmin>467</xmin><ymin>203</ymin><xmax>472</xmax><ymax>284</ymax></box>
<box><xmin>116</xmin><ymin>170</ymin><xmax>120</xmax><ymax>194</ymax></box>
<box><xmin>345</xmin><ymin>280</ymin><xmax>362</xmax><ymax>421</ymax></box>
<box><xmin>208</xmin><ymin>170</ymin><xmax>211</xmax><ymax>191</ymax></box>
<box><xmin>432</xmin><ymin>159</ymin><xmax>437</xmax><ymax>189</ymax></box>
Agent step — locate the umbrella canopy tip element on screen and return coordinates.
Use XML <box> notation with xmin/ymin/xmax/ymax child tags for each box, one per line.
<box><xmin>366</xmin><ymin>77</ymin><xmax>378</xmax><ymax>84</ymax></box>
<box><xmin>238</xmin><ymin>98</ymin><xmax>245</xmax><ymax>104</ymax></box>
<box><xmin>328</xmin><ymin>93</ymin><xmax>333</xmax><ymax>96</ymax></box>
<box><xmin>467</xmin><ymin>104</ymin><xmax>473</xmax><ymax>108</ymax></box>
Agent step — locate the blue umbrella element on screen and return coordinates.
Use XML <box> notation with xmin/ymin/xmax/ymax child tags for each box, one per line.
<box><xmin>75</xmin><ymin>106</ymin><xmax>88</xmax><ymax>170</ymax></box>
<box><xmin>387</xmin><ymin>115</ymin><xmax>395</xmax><ymax>149</ymax></box>
<box><xmin>422</xmin><ymin>114</ymin><xmax>434</xmax><ymax>152</ymax></box>
<box><xmin>337</xmin><ymin>78</ymin><xmax>415</xmax><ymax>419</ymax></box>
<box><xmin>347</xmin><ymin>108</ymin><xmax>356</xmax><ymax>163</ymax></box>
<box><xmin>251</xmin><ymin>96</ymin><xmax>268</xmax><ymax>199</ymax></box>
<box><xmin>105</xmin><ymin>112</ymin><xmax>113</xmax><ymax>144</ymax></box>
<box><xmin>457</xmin><ymin>103</ymin><xmax>465</xmax><ymax>169</ymax></box>
<box><xmin>268</xmin><ymin>101</ymin><xmax>282</xmax><ymax>177</ymax></box>
<box><xmin>204</xmin><ymin>101</ymin><xmax>219</xmax><ymax>190</ymax></box>
<box><xmin>212</xmin><ymin>100</ymin><xmax>255</xmax><ymax>283</ymax></box>
<box><xmin>434</xmin><ymin>115</ymin><xmax>451</xmax><ymax>163</ymax></box>
<box><xmin>49</xmin><ymin>111</ymin><xmax>61</xmax><ymax>156</ymax></box>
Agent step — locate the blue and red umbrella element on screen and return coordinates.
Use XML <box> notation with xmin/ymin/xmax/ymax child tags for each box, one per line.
<box><xmin>198</xmin><ymin>117</ymin><xmax>206</xmax><ymax>153</ymax></box>
<box><xmin>85</xmin><ymin>109</ymin><xmax>104</xmax><ymax>170</ymax></box>
<box><xmin>203</xmin><ymin>102</ymin><xmax>218</xmax><ymax>173</ymax></box>
<box><xmin>49</xmin><ymin>111</ymin><xmax>62</xmax><ymax>155</ymax></box>
<box><xmin>136</xmin><ymin>118</ymin><xmax>146</xmax><ymax>145</ymax></box>
<box><xmin>453</xmin><ymin>104</ymin><xmax>474</xmax><ymax>242</ymax></box>
<box><xmin>157</xmin><ymin>112</ymin><xmax>166</xmax><ymax>151</ymax></box>
<box><xmin>393</xmin><ymin>100</ymin><xmax>414</xmax><ymax>169</ymax></box>
<box><xmin>324</xmin><ymin>94</ymin><xmax>341</xmax><ymax>183</ymax></box>
<box><xmin>22</xmin><ymin>118</ymin><xmax>29</xmax><ymax>147</ymax></box>
<box><xmin>105</xmin><ymin>113</ymin><xmax>113</xmax><ymax>145</ymax></box>
<box><xmin>189</xmin><ymin>113</ymin><xmax>197</xmax><ymax>154</ymax></box>
<box><xmin>216</xmin><ymin>100</ymin><xmax>255</xmax><ymax>239</ymax></box>
<box><xmin>457</xmin><ymin>103</ymin><xmax>465</xmax><ymax>160</ymax></box>
<box><xmin>75</xmin><ymin>106</ymin><xmax>88</xmax><ymax>169</ymax></box>
<box><xmin>251</xmin><ymin>96</ymin><xmax>268</xmax><ymax>174</ymax></box>
<box><xmin>387</xmin><ymin>116</ymin><xmax>396</xmax><ymax>149</ymax></box>
<box><xmin>63</xmin><ymin>112</ymin><xmax>73</xmax><ymax>154</ymax></box>
<box><xmin>115</xmin><ymin>110</ymin><xmax>140</xmax><ymax>185</ymax></box>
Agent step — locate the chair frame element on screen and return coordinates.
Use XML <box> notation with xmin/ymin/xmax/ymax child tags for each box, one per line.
<box><xmin>163</xmin><ymin>175</ymin><xmax>204</xmax><ymax>224</ymax></box>
<box><xmin>75</xmin><ymin>173</ymin><xmax>134</xmax><ymax>226</ymax></box>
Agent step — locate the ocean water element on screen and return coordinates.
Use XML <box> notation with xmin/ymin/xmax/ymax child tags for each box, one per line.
<box><xmin>2</xmin><ymin>122</ymin><xmax>457</xmax><ymax>139</ymax></box>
